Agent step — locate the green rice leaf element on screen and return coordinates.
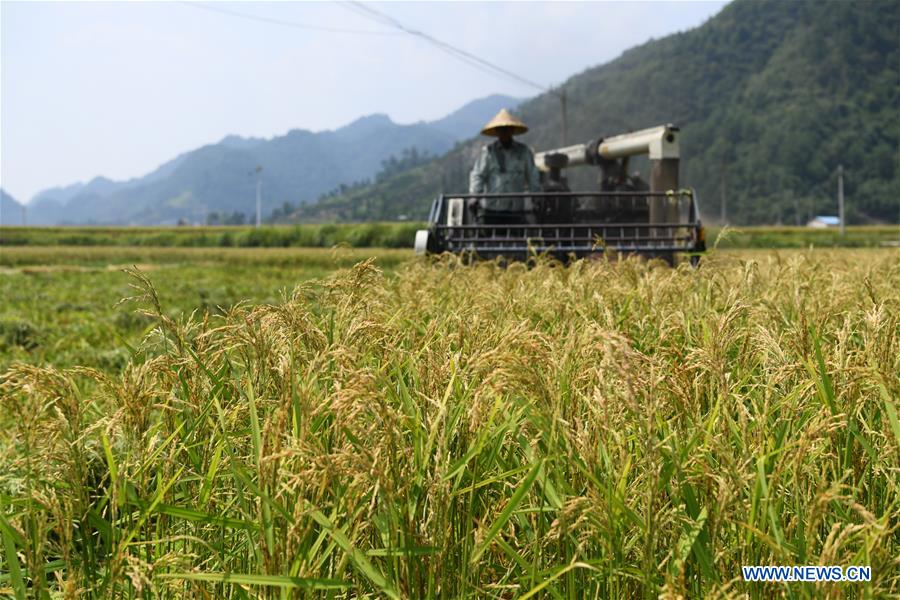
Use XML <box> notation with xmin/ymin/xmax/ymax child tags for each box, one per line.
<box><xmin>306</xmin><ymin>504</ymin><xmax>400</xmax><ymax>599</ymax></box>
<box><xmin>470</xmin><ymin>458</ymin><xmax>543</xmax><ymax>564</ymax></box>
<box><xmin>0</xmin><ymin>513</ymin><xmax>25</xmax><ymax>600</ymax></box>
<box><xmin>159</xmin><ymin>571</ymin><xmax>349</xmax><ymax>589</ymax></box>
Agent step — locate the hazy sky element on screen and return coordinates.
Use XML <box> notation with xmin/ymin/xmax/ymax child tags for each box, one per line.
<box><xmin>1</xmin><ymin>1</ymin><xmax>726</xmax><ymax>202</ymax></box>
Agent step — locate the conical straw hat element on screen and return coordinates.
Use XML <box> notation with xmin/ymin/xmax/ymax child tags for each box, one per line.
<box><xmin>480</xmin><ymin>108</ymin><xmax>528</xmax><ymax>136</ymax></box>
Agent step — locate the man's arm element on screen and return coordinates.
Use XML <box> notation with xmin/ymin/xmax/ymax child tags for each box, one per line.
<box><xmin>469</xmin><ymin>147</ymin><xmax>489</xmax><ymax>194</ymax></box>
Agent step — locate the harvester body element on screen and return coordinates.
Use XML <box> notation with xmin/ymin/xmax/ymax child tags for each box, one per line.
<box><xmin>415</xmin><ymin>124</ymin><xmax>706</xmax><ymax>264</ymax></box>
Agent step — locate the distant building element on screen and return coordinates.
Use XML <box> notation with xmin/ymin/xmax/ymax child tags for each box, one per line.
<box><xmin>807</xmin><ymin>215</ymin><xmax>840</xmax><ymax>228</ymax></box>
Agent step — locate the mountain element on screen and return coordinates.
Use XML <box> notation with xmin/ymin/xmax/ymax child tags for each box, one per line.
<box><xmin>28</xmin><ymin>177</ymin><xmax>124</xmax><ymax>225</ymax></box>
<box><xmin>290</xmin><ymin>0</ymin><xmax>899</xmax><ymax>225</ymax></box>
<box><xmin>427</xmin><ymin>94</ymin><xmax>524</xmax><ymax>139</ymax></box>
<box><xmin>1</xmin><ymin>190</ymin><xmax>25</xmax><ymax>226</ymax></box>
<box><xmin>24</xmin><ymin>94</ymin><xmax>522</xmax><ymax>226</ymax></box>
<box><xmin>26</xmin><ymin>150</ymin><xmax>193</xmax><ymax>225</ymax></box>
<box><xmin>219</xmin><ymin>135</ymin><xmax>265</xmax><ymax>151</ymax></box>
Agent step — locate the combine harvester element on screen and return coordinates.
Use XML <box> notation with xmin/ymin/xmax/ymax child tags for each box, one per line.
<box><xmin>415</xmin><ymin>124</ymin><xmax>706</xmax><ymax>265</ymax></box>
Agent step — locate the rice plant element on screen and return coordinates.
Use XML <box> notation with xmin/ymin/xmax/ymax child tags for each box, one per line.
<box><xmin>1</xmin><ymin>249</ymin><xmax>898</xmax><ymax>598</ymax></box>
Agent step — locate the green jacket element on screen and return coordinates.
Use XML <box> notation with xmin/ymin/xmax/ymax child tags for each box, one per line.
<box><xmin>469</xmin><ymin>140</ymin><xmax>540</xmax><ymax>211</ymax></box>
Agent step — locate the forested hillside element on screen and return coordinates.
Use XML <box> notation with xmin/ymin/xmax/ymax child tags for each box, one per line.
<box><xmin>291</xmin><ymin>0</ymin><xmax>899</xmax><ymax>225</ymax></box>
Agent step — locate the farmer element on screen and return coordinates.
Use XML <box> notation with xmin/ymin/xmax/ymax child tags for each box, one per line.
<box><xmin>469</xmin><ymin>109</ymin><xmax>540</xmax><ymax>223</ymax></box>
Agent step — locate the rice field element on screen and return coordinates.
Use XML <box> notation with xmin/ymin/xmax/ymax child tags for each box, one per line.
<box><xmin>0</xmin><ymin>247</ymin><xmax>410</xmax><ymax>373</ymax></box>
<box><xmin>1</xmin><ymin>246</ymin><xmax>898</xmax><ymax>598</ymax></box>
<box><xmin>2</xmin><ymin>224</ymin><xmax>898</xmax><ymax>250</ymax></box>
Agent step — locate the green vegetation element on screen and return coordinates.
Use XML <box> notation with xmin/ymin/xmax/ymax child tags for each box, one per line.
<box><xmin>0</xmin><ymin>224</ymin><xmax>422</xmax><ymax>249</ymax></box>
<box><xmin>704</xmin><ymin>225</ymin><xmax>900</xmax><ymax>248</ymax></box>
<box><xmin>293</xmin><ymin>0</ymin><xmax>899</xmax><ymax>225</ymax></box>
<box><xmin>0</xmin><ymin>247</ymin><xmax>409</xmax><ymax>372</ymax></box>
<box><xmin>2</xmin><ymin>224</ymin><xmax>898</xmax><ymax>250</ymax></box>
<box><xmin>1</xmin><ymin>247</ymin><xmax>898</xmax><ymax>597</ymax></box>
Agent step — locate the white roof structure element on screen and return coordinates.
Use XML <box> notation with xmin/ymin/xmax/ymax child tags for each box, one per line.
<box><xmin>807</xmin><ymin>215</ymin><xmax>840</xmax><ymax>228</ymax></box>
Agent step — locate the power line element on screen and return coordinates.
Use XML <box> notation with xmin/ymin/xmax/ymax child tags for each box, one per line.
<box><xmin>185</xmin><ymin>0</ymin><xmax>577</xmax><ymax>107</ymax></box>
<box><xmin>339</xmin><ymin>1</ymin><xmax>538</xmax><ymax>90</ymax></box>
<box><xmin>339</xmin><ymin>1</ymin><xmax>556</xmax><ymax>96</ymax></box>
<box><xmin>338</xmin><ymin>1</ymin><xmax>596</xmax><ymax>146</ymax></box>
<box><xmin>180</xmin><ymin>1</ymin><xmax>401</xmax><ymax>36</ymax></box>
<box><xmin>187</xmin><ymin>0</ymin><xmax>586</xmax><ymax>143</ymax></box>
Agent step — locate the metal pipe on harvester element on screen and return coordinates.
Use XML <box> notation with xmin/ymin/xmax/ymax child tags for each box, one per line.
<box><xmin>534</xmin><ymin>124</ymin><xmax>680</xmax><ymax>172</ymax></box>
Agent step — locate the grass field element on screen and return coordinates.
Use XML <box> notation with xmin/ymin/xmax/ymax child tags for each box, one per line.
<box><xmin>2</xmin><ymin>224</ymin><xmax>898</xmax><ymax>249</ymax></box>
<box><xmin>0</xmin><ymin>224</ymin><xmax>422</xmax><ymax>249</ymax></box>
<box><xmin>0</xmin><ymin>247</ymin><xmax>410</xmax><ymax>373</ymax></box>
<box><xmin>1</xmin><ymin>245</ymin><xmax>898</xmax><ymax>598</ymax></box>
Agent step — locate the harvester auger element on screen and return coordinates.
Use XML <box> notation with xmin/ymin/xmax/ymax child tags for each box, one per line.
<box><xmin>415</xmin><ymin>124</ymin><xmax>706</xmax><ymax>265</ymax></box>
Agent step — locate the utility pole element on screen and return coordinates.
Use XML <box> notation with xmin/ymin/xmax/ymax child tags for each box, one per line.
<box><xmin>720</xmin><ymin>160</ymin><xmax>727</xmax><ymax>225</ymax></box>
<box><xmin>255</xmin><ymin>165</ymin><xmax>263</xmax><ymax>228</ymax></box>
<box><xmin>837</xmin><ymin>164</ymin><xmax>845</xmax><ymax>235</ymax></box>
<box><xmin>22</xmin><ymin>204</ymin><xmax>27</xmax><ymax>226</ymax></box>
<box><xmin>560</xmin><ymin>88</ymin><xmax>568</xmax><ymax>147</ymax></box>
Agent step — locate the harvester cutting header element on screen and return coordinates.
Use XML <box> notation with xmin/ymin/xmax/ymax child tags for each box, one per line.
<box><xmin>415</xmin><ymin>109</ymin><xmax>705</xmax><ymax>264</ymax></box>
